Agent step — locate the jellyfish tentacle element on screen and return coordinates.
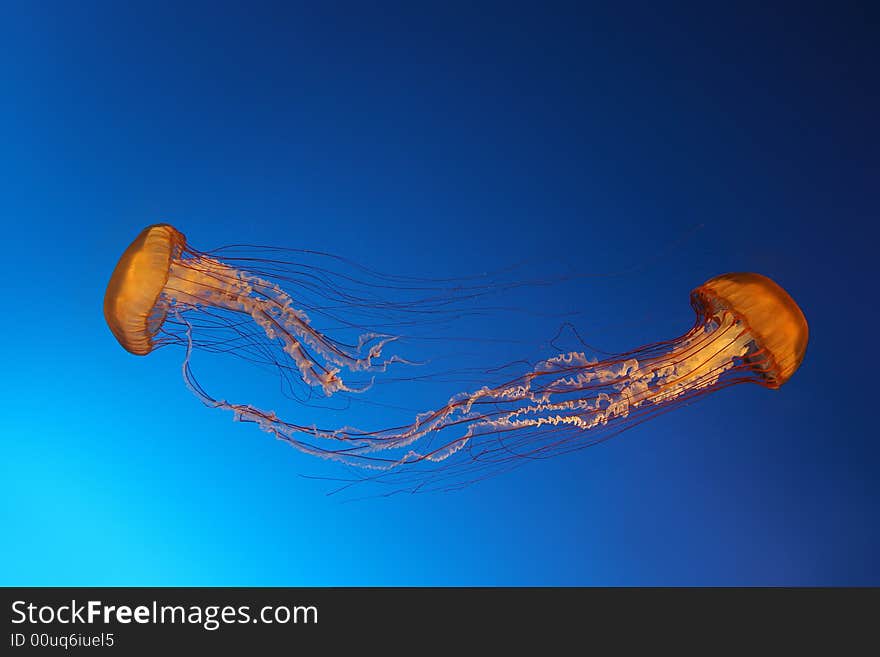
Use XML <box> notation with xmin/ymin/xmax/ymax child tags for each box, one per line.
<box><xmin>163</xmin><ymin>254</ymin><xmax>405</xmax><ymax>395</ymax></box>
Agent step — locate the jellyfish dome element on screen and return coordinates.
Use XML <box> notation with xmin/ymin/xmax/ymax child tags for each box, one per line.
<box><xmin>692</xmin><ymin>273</ymin><xmax>809</xmax><ymax>388</ymax></box>
<box><xmin>103</xmin><ymin>224</ymin><xmax>186</xmax><ymax>356</ymax></box>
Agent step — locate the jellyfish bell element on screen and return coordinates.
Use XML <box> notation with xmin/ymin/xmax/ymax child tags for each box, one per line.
<box><xmin>103</xmin><ymin>224</ymin><xmax>186</xmax><ymax>356</ymax></box>
<box><xmin>691</xmin><ymin>272</ymin><xmax>808</xmax><ymax>388</ymax></box>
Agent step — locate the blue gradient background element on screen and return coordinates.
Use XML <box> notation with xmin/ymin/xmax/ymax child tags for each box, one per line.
<box><xmin>1</xmin><ymin>2</ymin><xmax>877</xmax><ymax>585</ymax></box>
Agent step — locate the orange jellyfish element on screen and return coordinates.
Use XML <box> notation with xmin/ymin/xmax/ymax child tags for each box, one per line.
<box><xmin>104</xmin><ymin>224</ymin><xmax>808</xmax><ymax>493</ymax></box>
<box><xmin>103</xmin><ymin>223</ymin><xmax>415</xmax><ymax>397</ymax></box>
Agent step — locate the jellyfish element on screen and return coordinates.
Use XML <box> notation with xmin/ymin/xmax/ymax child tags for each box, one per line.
<box><xmin>102</xmin><ymin>223</ymin><xmax>414</xmax><ymax>396</ymax></box>
<box><xmin>104</xmin><ymin>224</ymin><xmax>808</xmax><ymax>493</ymax></box>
